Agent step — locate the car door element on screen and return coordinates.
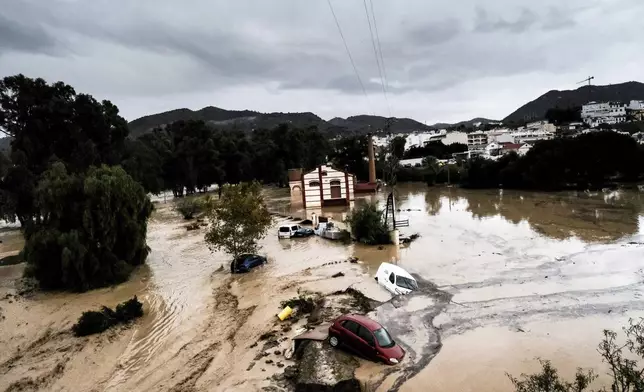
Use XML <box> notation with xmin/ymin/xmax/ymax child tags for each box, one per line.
<box><xmin>249</xmin><ymin>256</ymin><xmax>262</xmax><ymax>269</ymax></box>
<box><xmin>340</xmin><ymin>320</ymin><xmax>364</xmax><ymax>354</ymax></box>
<box><xmin>291</xmin><ymin>225</ymin><xmax>299</xmax><ymax>237</ymax></box>
<box><xmin>355</xmin><ymin>324</ymin><xmax>378</xmax><ymax>360</ymax></box>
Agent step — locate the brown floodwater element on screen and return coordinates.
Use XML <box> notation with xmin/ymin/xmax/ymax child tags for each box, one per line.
<box><xmin>2</xmin><ymin>185</ymin><xmax>642</xmax><ymax>391</ymax></box>
<box><xmin>265</xmin><ymin>184</ymin><xmax>644</xmax><ymax>391</ymax></box>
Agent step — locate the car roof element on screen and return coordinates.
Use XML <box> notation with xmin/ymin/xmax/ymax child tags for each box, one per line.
<box><xmin>341</xmin><ymin>314</ymin><xmax>383</xmax><ymax>331</ymax></box>
<box><xmin>377</xmin><ymin>262</ymin><xmax>415</xmax><ymax>281</ymax></box>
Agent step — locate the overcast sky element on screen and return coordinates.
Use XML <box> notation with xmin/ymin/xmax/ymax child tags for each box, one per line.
<box><xmin>1</xmin><ymin>0</ymin><xmax>643</xmax><ymax>124</ymax></box>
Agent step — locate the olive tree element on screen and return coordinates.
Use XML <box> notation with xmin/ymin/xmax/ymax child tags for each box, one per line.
<box><xmin>204</xmin><ymin>182</ymin><xmax>272</xmax><ymax>266</ymax></box>
<box><xmin>23</xmin><ymin>163</ymin><xmax>153</xmax><ymax>291</ymax></box>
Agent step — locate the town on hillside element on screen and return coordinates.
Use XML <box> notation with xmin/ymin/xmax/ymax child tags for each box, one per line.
<box><xmin>373</xmin><ymin>99</ymin><xmax>644</xmax><ymax>167</ymax></box>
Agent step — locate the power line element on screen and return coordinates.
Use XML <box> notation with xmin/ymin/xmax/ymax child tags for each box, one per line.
<box><xmin>326</xmin><ymin>0</ymin><xmax>373</xmax><ymax>114</ymax></box>
<box><xmin>369</xmin><ymin>0</ymin><xmax>389</xmax><ymax>94</ymax></box>
<box><xmin>362</xmin><ymin>0</ymin><xmax>390</xmax><ymax>117</ymax></box>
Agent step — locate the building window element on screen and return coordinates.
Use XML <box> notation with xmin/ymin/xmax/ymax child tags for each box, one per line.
<box><xmin>308</xmin><ymin>181</ymin><xmax>320</xmax><ymax>187</ymax></box>
<box><xmin>321</xmin><ymin>171</ymin><xmax>328</xmax><ymax>176</ymax></box>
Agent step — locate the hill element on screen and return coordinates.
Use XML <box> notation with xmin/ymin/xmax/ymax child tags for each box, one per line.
<box><xmin>504</xmin><ymin>81</ymin><xmax>644</xmax><ymax>124</ymax></box>
<box><xmin>128</xmin><ymin>107</ymin><xmax>432</xmax><ymax>137</ymax></box>
<box><xmin>128</xmin><ymin>106</ymin><xmax>326</xmax><ymax>137</ymax></box>
<box><xmin>430</xmin><ymin>117</ymin><xmax>500</xmax><ymax>129</ymax></box>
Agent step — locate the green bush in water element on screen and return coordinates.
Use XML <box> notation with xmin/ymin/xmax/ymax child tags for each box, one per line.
<box><xmin>347</xmin><ymin>202</ymin><xmax>391</xmax><ymax>245</ymax></box>
<box><xmin>115</xmin><ymin>296</ymin><xmax>144</xmax><ymax>322</ymax></box>
<box><xmin>72</xmin><ymin>296</ymin><xmax>143</xmax><ymax>337</ymax></box>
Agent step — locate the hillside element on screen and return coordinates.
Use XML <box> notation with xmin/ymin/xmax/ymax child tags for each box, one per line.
<box><xmin>127</xmin><ymin>107</ymin><xmax>432</xmax><ymax>137</ymax></box>
<box><xmin>128</xmin><ymin>106</ymin><xmax>325</xmax><ymax>137</ymax></box>
<box><xmin>504</xmin><ymin>81</ymin><xmax>644</xmax><ymax>123</ymax></box>
<box><xmin>430</xmin><ymin>117</ymin><xmax>500</xmax><ymax>129</ymax></box>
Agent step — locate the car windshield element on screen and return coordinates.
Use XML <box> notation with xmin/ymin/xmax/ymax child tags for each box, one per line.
<box><xmin>291</xmin><ymin>226</ymin><xmax>299</xmax><ymax>231</ymax></box>
<box><xmin>373</xmin><ymin>328</ymin><xmax>395</xmax><ymax>348</ymax></box>
<box><xmin>279</xmin><ymin>227</ymin><xmax>290</xmax><ymax>232</ymax></box>
<box><xmin>396</xmin><ymin>276</ymin><xmax>418</xmax><ymax>290</ymax></box>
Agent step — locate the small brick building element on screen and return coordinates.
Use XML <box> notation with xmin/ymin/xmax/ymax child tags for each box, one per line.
<box><xmin>288</xmin><ymin>165</ymin><xmax>355</xmax><ymax>208</ymax></box>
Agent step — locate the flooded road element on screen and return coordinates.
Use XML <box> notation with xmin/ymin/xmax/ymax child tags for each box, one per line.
<box><xmin>1</xmin><ymin>184</ymin><xmax>643</xmax><ymax>391</ymax></box>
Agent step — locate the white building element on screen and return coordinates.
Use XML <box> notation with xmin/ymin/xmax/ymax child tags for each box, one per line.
<box><xmin>467</xmin><ymin>131</ymin><xmax>488</xmax><ymax>151</ymax></box>
<box><xmin>486</xmin><ymin>128</ymin><xmax>514</xmax><ymax>143</ymax></box>
<box><xmin>581</xmin><ymin>101</ymin><xmax>627</xmax><ymax>127</ymax></box>
<box><xmin>484</xmin><ymin>142</ymin><xmax>501</xmax><ymax>156</ymax></box>
<box><xmin>372</xmin><ymin>130</ymin><xmax>448</xmax><ymax>150</ymax></box>
<box><xmin>628</xmin><ymin>100</ymin><xmax>644</xmax><ymax>110</ymax></box>
<box><xmin>443</xmin><ymin>131</ymin><xmax>468</xmax><ymax>145</ymax></box>
<box><xmin>288</xmin><ymin>165</ymin><xmax>355</xmax><ymax>208</ymax></box>
<box><xmin>511</xmin><ymin>130</ymin><xmax>555</xmax><ymax>144</ymax></box>
<box><xmin>525</xmin><ymin>121</ymin><xmax>556</xmax><ymax>133</ymax></box>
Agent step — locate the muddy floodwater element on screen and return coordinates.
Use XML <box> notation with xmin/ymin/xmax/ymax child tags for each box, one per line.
<box><xmin>1</xmin><ymin>184</ymin><xmax>643</xmax><ymax>391</ymax></box>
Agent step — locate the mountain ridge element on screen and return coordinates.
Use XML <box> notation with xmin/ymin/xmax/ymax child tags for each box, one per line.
<box><xmin>128</xmin><ymin>107</ymin><xmax>434</xmax><ymax>136</ymax></box>
<box><xmin>503</xmin><ymin>81</ymin><xmax>644</xmax><ymax>123</ymax></box>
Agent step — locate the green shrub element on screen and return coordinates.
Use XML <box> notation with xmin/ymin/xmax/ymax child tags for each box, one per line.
<box><xmin>347</xmin><ymin>202</ymin><xmax>391</xmax><ymax>245</ymax></box>
<box><xmin>115</xmin><ymin>296</ymin><xmax>144</xmax><ymax>322</ymax></box>
<box><xmin>174</xmin><ymin>197</ymin><xmax>203</xmax><ymax>220</ymax></box>
<box><xmin>72</xmin><ymin>307</ymin><xmax>116</xmax><ymax>337</ymax></box>
<box><xmin>72</xmin><ymin>296</ymin><xmax>144</xmax><ymax>337</ymax></box>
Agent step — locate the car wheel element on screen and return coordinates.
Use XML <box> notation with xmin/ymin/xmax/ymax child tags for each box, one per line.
<box><xmin>329</xmin><ymin>335</ymin><xmax>340</xmax><ymax>348</ymax></box>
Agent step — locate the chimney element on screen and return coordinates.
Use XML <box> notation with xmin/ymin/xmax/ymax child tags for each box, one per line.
<box><xmin>368</xmin><ymin>133</ymin><xmax>376</xmax><ymax>184</ymax></box>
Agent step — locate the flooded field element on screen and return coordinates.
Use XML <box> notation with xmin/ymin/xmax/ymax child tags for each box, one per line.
<box><xmin>1</xmin><ymin>184</ymin><xmax>643</xmax><ymax>391</ymax></box>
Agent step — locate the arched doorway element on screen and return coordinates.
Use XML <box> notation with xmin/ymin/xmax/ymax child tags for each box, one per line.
<box><xmin>330</xmin><ymin>180</ymin><xmax>342</xmax><ymax>199</ymax></box>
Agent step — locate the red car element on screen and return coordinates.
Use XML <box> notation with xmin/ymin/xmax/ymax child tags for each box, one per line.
<box><xmin>328</xmin><ymin>314</ymin><xmax>405</xmax><ymax>365</ymax></box>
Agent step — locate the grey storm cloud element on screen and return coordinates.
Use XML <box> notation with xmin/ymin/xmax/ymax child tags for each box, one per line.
<box><xmin>0</xmin><ymin>14</ymin><xmax>59</xmax><ymax>54</ymax></box>
<box><xmin>0</xmin><ymin>0</ymin><xmax>642</xmax><ymax>122</ymax></box>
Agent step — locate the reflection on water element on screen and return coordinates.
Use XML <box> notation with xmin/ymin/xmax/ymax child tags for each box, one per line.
<box><xmin>266</xmin><ymin>184</ymin><xmax>643</xmax><ymax>244</ymax></box>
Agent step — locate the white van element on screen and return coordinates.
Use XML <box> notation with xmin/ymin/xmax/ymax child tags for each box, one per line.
<box><xmin>278</xmin><ymin>224</ymin><xmax>314</xmax><ymax>239</ymax></box>
<box><xmin>375</xmin><ymin>262</ymin><xmax>418</xmax><ymax>295</ymax></box>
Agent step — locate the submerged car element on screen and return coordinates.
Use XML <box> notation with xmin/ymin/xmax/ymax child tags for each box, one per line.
<box><xmin>375</xmin><ymin>262</ymin><xmax>418</xmax><ymax>295</ymax></box>
<box><xmin>230</xmin><ymin>254</ymin><xmax>266</xmax><ymax>273</ymax></box>
<box><xmin>328</xmin><ymin>314</ymin><xmax>405</xmax><ymax>365</ymax></box>
<box><xmin>278</xmin><ymin>225</ymin><xmax>314</xmax><ymax>239</ymax></box>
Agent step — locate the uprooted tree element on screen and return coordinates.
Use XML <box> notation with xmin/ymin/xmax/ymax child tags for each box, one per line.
<box><xmin>204</xmin><ymin>182</ymin><xmax>272</xmax><ymax>267</ymax></box>
<box><xmin>23</xmin><ymin>163</ymin><xmax>153</xmax><ymax>291</ymax></box>
<box><xmin>508</xmin><ymin>318</ymin><xmax>644</xmax><ymax>392</ymax></box>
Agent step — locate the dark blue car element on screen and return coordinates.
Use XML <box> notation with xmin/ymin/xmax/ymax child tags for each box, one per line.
<box><xmin>230</xmin><ymin>254</ymin><xmax>267</xmax><ymax>273</ymax></box>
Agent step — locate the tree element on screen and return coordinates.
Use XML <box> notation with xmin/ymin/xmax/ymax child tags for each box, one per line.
<box><xmin>509</xmin><ymin>318</ymin><xmax>644</xmax><ymax>392</ymax></box>
<box><xmin>508</xmin><ymin>359</ymin><xmax>596</xmax><ymax>392</ymax></box>
<box><xmin>545</xmin><ymin>106</ymin><xmax>582</xmax><ymax>125</ymax></box>
<box><xmin>0</xmin><ymin>74</ymin><xmax>129</xmax><ymax>226</ymax></box>
<box><xmin>22</xmin><ymin>163</ymin><xmax>153</xmax><ymax>291</ymax></box>
<box><xmin>204</xmin><ymin>182</ymin><xmax>272</xmax><ymax>265</ymax></box>
<box><xmin>329</xmin><ymin>136</ymin><xmax>370</xmax><ymax>181</ymax></box>
<box><xmin>391</xmin><ymin>136</ymin><xmax>406</xmax><ymax>160</ymax></box>
<box><xmin>347</xmin><ymin>202</ymin><xmax>391</xmax><ymax>245</ymax></box>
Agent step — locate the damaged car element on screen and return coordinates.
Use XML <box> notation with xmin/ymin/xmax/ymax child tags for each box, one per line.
<box><xmin>375</xmin><ymin>262</ymin><xmax>418</xmax><ymax>295</ymax></box>
<box><xmin>230</xmin><ymin>254</ymin><xmax>266</xmax><ymax>273</ymax></box>
<box><xmin>278</xmin><ymin>225</ymin><xmax>314</xmax><ymax>239</ymax></box>
<box><xmin>328</xmin><ymin>314</ymin><xmax>405</xmax><ymax>365</ymax></box>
